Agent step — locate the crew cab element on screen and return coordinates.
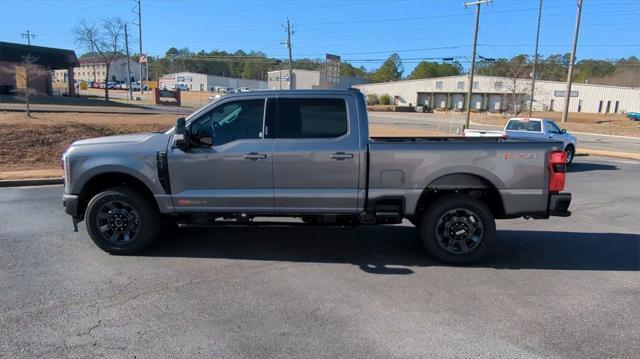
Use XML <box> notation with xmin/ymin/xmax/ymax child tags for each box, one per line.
<box><xmin>465</xmin><ymin>118</ymin><xmax>577</xmax><ymax>164</ymax></box>
<box><xmin>62</xmin><ymin>89</ymin><xmax>571</xmax><ymax>264</ymax></box>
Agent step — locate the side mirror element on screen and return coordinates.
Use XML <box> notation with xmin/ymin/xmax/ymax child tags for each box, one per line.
<box><xmin>561</xmin><ymin>129</ymin><xmax>567</xmax><ymax>134</ymax></box>
<box><xmin>174</xmin><ymin>117</ymin><xmax>188</xmax><ymax>151</ymax></box>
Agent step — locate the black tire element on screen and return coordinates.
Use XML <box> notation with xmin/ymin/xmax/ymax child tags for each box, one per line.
<box><xmin>418</xmin><ymin>194</ymin><xmax>496</xmax><ymax>265</ymax></box>
<box><xmin>85</xmin><ymin>186</ymin><xmax>160</xmax><ymax>254</ymax></box>
<box><xmin>564</xmin><ymin>145</ymin><xmax>575</xmax><ymax>165</ymax></box>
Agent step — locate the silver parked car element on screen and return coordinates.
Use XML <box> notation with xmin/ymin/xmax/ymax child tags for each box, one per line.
<box><xmin>466</xmin><ymin>118</ymin><xmax>577</xmax><ymax>164</ymax></box>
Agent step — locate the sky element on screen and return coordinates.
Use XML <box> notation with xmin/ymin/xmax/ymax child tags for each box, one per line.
<box><xmin>1</xmin><ymin>0</ymin><xmax>639</xmax><ymax>74</ymax></box>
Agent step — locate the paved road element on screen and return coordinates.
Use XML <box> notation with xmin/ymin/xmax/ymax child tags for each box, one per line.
<box><xmin>368</xmin><ymin>112</ymin><xmax>640</xmax><ymax>153</ymax></box>
<box><xmin>1</xmin><ymin>157</ymin><xmax>639</xmax><ymax>358</ymax></box>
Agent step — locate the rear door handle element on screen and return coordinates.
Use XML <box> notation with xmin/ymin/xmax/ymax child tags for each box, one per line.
<box><xmin>243</xmin><ymin>152</ymin><xmax>267</xmax><ymax>160</ymax></box>
<box><xmin>330</xmin><ymin>152</ymin><xmax>354</xmax><ymax>160</ymax></box>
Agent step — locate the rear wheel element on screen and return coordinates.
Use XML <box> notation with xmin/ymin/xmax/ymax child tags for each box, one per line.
<box><xmin>85</xmin><ymin>186</ymin><xmax>160</xmax><ymax>254</ymax></box>
<box><xmin>564</xmin><ymin>145</ymin><xmax>575</xmax><ymax>165</ymax></box>
<box><xmin>418</xmin><ymin>194</ymin><xmax>496</xmax><ymax>264</ymax></box>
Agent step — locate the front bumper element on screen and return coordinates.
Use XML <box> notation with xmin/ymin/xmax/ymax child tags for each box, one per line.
<box><xmin>63</xmin><ymin>193</ymin><xmax>80</xmax><ymax>217</ymax></box>
<box><xmin>548</xmin><ymin>192</ymin><xmax>571</xmax><ymax>217</ymax></box>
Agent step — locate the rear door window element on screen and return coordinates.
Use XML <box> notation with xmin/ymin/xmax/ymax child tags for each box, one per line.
<box><xmin>275</xmin><ymin>98</ymin><xmax>348</xmax><ymax>138</ymax></box>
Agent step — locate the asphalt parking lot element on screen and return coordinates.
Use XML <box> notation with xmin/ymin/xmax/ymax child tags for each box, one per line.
<box><xmin>1</xmin><ymin>156</ymin><xmax>638</xmax><ymax>358</ymax></box>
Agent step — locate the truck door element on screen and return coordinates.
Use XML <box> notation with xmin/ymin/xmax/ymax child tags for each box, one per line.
<box><xmin>168</xmin><ymin>97</ymin><xmax>274</xmax><ymax>212</ymax></box>
<box><xmin>272</xmin><ymin>97</ymin><xmax>362</xmax><ymax>213</ymax></box>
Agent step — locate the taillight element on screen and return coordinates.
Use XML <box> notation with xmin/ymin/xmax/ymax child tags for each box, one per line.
<box><xmin>548</xmin><ymin>150</ymin><xmax>567</xmax><ymax>192</ymax></box>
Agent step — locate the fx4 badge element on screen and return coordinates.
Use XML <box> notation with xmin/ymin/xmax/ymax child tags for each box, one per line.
<box><xmin>503</xmin><ymin>152</ymin><xmax>538</xmax><ymax>160</ymax></box>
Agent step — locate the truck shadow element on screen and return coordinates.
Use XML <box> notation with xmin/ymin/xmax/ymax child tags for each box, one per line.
<box><xmin>146</xmin><ymin>226</ymin><xmax>639</xmax><ymax>273</ymax></box>
<box><xmin>568</xmin><ymin>162</ymin><xmax>618</xmax><ymax>173</ymax></box>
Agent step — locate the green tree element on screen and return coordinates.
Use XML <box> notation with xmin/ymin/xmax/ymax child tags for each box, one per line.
<box><xmin>372</xmin><ymin>53</ymin><xmax>403</xmax><ymax>82</ymax></box>
<box><xmin>407</xmin><ymin>61</ymin><xmax>462</xmax><ymax>79</ymax></box>
<box><xmin>341</xmin><ymin>63</ymin><xmax>370</xmax><ymax>79</ymax></box>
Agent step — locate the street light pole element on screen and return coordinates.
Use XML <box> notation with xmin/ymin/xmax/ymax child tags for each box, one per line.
<box><xmin>561</xmin><ymin>0</ymin><xmax>583</xmax><ymax>123</ymax></box>
<box><xmin>528</xmin><ymin>0</ymin><xmax>543</xmax><ymax>117</ymax></box>
<box><xmin>463</xmin><ymin>0</ymin><xmax>492</xmax><ymax>130</ymax></box>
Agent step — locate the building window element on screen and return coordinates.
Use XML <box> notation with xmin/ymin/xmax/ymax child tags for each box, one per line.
<box><xmin>494</xmin><ymin>82</ymin><xmax>503</xmax><ymax>90</ymax></box>
<box><xmin>578</xmin><ymin>100</ymin><xmax>583</xmax><ymax>112</ymax></box>
<box><xmin>597</xmin><ymin>100</ymin><xmax>603</xmax><ymax>113</ymax></box>
<box><xmin>472</xmin><ymin>81</ymin><xmax>479</xmax><ymax>89</ymax></box>
<box><xmin>435</xmin><ymin>81</ymin><xmax>443</xmax><ymax>89</ymax></box>
<box><xmin>614</xmin><ymin>100</ymin><xmax>619</xmax><ymax>113</ymax></box>
<box><xmin>605</xmin><ymin>100</ymin><xmax>611</xmax><ymax>113</ymax></box>
<box><xmin>457</xmin><ymin>81</ymin><xmax>464</xmax><ymax>90</ymax></box>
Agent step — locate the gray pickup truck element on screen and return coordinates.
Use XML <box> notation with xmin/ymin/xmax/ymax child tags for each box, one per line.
<box><xmin>62</xmin><ymin>89</ymin><xmax>571</xmax><ymax>264</ymax></box>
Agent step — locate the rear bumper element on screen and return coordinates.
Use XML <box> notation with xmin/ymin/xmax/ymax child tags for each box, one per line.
<box><xmin>548</xmin><ymin>192</ymin><xmax>571</xmax><ymax>217</ymax></box>
<box><xmin>63</xmin><ymin>193</ymin><xmax>80</xmax><ymax>217</ymax></box>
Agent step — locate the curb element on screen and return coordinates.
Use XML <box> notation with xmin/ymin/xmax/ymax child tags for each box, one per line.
<box><xmin>577</xmin><ymin>149</ymin><xmax>640</xmax><ymax>161</ymax></box>
<box><xmin>0</xmin><ymin>178</ymin><xmax>63</xmax><ymax>187</ymax></box>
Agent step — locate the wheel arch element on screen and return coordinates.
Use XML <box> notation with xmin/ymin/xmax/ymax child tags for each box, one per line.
<box><xmin>415</xmin><ymin>172</ymin><xmax>505</xmax><ymax>218</ymax></box>
<box><xmin>77</xmin><ymin>171</ymin><xmax>158</xmax><ymax>218</ymax></box>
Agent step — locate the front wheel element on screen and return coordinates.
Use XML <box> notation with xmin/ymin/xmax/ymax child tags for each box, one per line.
<box><xmin>85</xmin><ymin>186</ymin><xmax>160</xmax><ymax>254</ymax></box>
<box><xmin>564</xmin><ymin>145</ymin><xmax>575</xmax><ymax>165</ymax></box>
<box><xmin>418</xmin><ymin>194</ymin><xmax>496</xmax><ymax>265</ymax></box>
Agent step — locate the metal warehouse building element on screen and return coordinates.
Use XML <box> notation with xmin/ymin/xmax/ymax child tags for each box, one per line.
<box><xmin>267</xmin><ymin>69</ymin><xmax>370</xmax><ymax>90</ymax></box>
<box><xmin>159</xmin><ymin>72</ymin><xmax>267</xmax><ymax>91</ymax></box>
<box><xmin>353</xmin><ymin>75</ymin><xmax>640</xmax><ymax>114</ymax></box>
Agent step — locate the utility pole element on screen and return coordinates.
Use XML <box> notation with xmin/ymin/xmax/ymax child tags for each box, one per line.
<box><xmin>283</xmin><ymin>18</ymin><xmax>294</xmax><ymax>89</ymax></box>
<box><xmin>561</xmin><ymin>0</ymin><xmax>582</xmax><ymax>123</ymax></box>
<box><xmin>124</xmin><ymin>24</ymin><xmax>133</xmax><ymax>101</ymax></box>
<box><xmin>135</xmin><ymin>0</ymin><xmax>144</xmax><ymax>94</ymax></box>
<box><xmin>20</xmin><ymin>30</ymin><xmax>36</xmax><ymax>45</ymax></box>
<box><xmin>91</xmin><ymin>42</ymin><xmax>97</xmax><ymax>82</ymax></box>
<box><xmin>463</xmin><ymin>0</ymin><xmax>492</xmax><ymax>130</ymax></box>
<box><xmin>528</xmin><ymin>0</ymin><xmax>543</xmax><ymax>117</ymax></box>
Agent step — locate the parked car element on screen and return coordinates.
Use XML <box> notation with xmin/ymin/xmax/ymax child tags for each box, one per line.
<box><xmin>465</xmin><ymin>118</ymin><xmax>577</xmax><ymax>164</ymax></box>
<box><xmin>130</xmin><ymin>82</ymin><xmax>141</xmax><ymax>91</ymax></box>
<box><xmin>99</xmin><ymin>83</ymin><xmax>106</xmax><ymax>89</ymax></box>
<box><xmin>625</xmin><ymin>111</ymin><xmax>640</xmax><ymax>121</ymax></box>
<box><xmin>238</xmin><ymin>87</ymin><xmax>251</xmax><ymax>92</ymax></box>
<box><xmin>62</xmin><ymin>89</ymin><xmax>571</xmax><ymax>264</ymax></box>
<box><xmin>207</xmin><ymin>94</ymin><xmax>222</xmax><ymax>102</ymax></box>
<box><xmin>174</xmin><ymin>83</ymin><xmax>190</xmax><ymax>91</ymax></box>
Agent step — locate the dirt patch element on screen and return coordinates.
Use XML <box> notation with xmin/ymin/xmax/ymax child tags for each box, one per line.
<box><xmin>0</xmin><ymin>112</ymin><xmax>174</xmax><ymax>171</ymax></box>
<box><xmin>370</xmin><ymin>124</ymin><xmax>448</xmax><ymax>137</ymax></box>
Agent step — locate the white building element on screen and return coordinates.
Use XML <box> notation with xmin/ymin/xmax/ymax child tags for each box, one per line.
<box><xmin>159</xmin><ymin>72</ymin><xmax>267</xmax><ymax>91</ymax></box>
<box><xmin>54</xmin><ymin>56</ymin><xmax>141</xmax><ymax>83</ymax></box>
<box><xmin>267</xmin><ymin>69</ymin><xmax>370</xmax><ymax>90</ymax></box>
<box><xmin>353</xmin><ymin>75</ymin><xmax>640</xmax><ymax>114</ymax></box>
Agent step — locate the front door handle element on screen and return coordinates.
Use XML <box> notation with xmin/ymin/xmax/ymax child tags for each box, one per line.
<box><xmin>243</xmin><ymin>152</ymin><xmax>267</xmax><ymax>160</ymax></box>
<box><xmin>330</xmin><ymin>152</ymin><xmax>354</xmax><ymax>160</ymax></box>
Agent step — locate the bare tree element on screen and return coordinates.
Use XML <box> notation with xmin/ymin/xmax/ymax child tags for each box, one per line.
<box><xmin>1</xmin><ymin>54</ymin><xmax>46</xmax><ymax>117</ymax></box>
<box><xmin>501</xmin><ymin>56</ymin><xmax>532</xmax><ymax>115</ymax></box>
<box><xmin>73</xmin><ymin>18</ymin><xmax>125</xmax><ymax>101</ymax></box>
